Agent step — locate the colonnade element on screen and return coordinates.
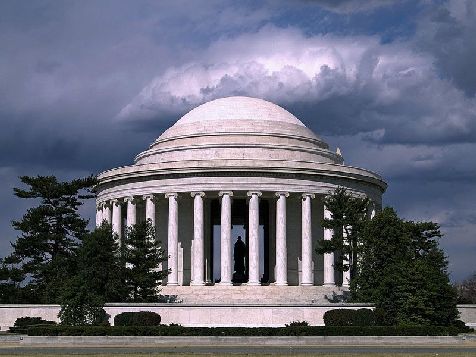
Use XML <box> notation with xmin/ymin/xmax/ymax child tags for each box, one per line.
<box><xmin>96</xmin><ymin>191</ymin><xmax>349</xmax><ymax>287</ymax></box>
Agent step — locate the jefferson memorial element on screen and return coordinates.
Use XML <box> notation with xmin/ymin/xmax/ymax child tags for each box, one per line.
<box><xmin>95</xmin><ymin>96</ymin><xmax>386</xmax><ymax>308</ymax></box>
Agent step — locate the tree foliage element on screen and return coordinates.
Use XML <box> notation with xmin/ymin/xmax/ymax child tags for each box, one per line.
<box><xmin>123</xmin><ymin>219</ymin><xmax>168</xmax><ymax>302</ymax></box>
<box><xmin>455</xmin><ymin>272</ymin><xmax>476</xmax><ymax>304</ymax></box>
<box><xmin>0</xmin><ymin>175</ymin><xmax>96</xmax><ymax>303</ymax></box>
<box><xmin>316</xmin><ymin>187</ymin><xmax>370</xmax><ymax>280</ymax></box>
<box><xmin>351</xmin><ymin>207</ymin><xmax>459</xmax><ymax>326</ymax></box>
<box><xmin>59</xmin><ymin>223</ymin><xmax>126</xmax><ymax>325</ymax></box>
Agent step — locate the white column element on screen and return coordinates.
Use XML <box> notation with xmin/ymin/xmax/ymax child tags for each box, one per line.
<box><xmin>112</xmin><ymin>199</ymin><xmax>122</xmax><ymax>244</ymax></box>
<box><xmin>370</xmin><ymin>202</ymin><xmax>376</xmax><ymax>219</ymax></box>
<box><xmin>191</xmin><ymin>192</ymin><xmax>205</xmax><ymax>286</ymax></box>
<box><xmin>219</xmin><ymin>191</ymin><xmax>233</xmax><ymax>285</ymax></box>
<box><xmin>96</xmin><ymin>202</ymin><xmax>103</xmax><ymax>227</ymax></box>
<box><xmin>144</xmin><ymin>194</ymin><xmax>156</xmax><ymax>227</ymax></box>
<box><xmin>275</xmin><ymin>192</ymin><xmax>288</xmax><ymax>286</ymax></box>
<box><xmin>343</xmin><ymin>226</ymin><xmax>350</xmax><ymax>288</ymax></box>
<box><xmin>247</xmin><ymin>191</ymin><xmax>262</xmax><ymax>286</ymax></box>
<box><xmin>166</xmin><ymin>193</ymin><xmax>178</xmax><ymax>286</ymax></box>
<box><xmin>301</xmin><ymin>193</ymin><xmax>315</xmax><ymax>286</ymax></box>
<box><xmin>323</xmin><ymin>205</ymin><xmax>335</xmax><ymax>286</ymax></box>
<box><xmin>125</xmin><ymin>196</ymin><xmax>136</xmax><ymax>228</ymax></box>
<box><xmin>103</xmin><ymin>202</ymin><xmax>111</xmax><ymax>224</ymax></box>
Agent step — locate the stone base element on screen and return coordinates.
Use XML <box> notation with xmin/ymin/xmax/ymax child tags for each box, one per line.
<box><xmin>159</xmin><ymin>285</ymin><xmax>349</xmax><ymax>304</ymax></box>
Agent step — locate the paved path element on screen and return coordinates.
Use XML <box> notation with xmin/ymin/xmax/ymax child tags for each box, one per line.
<box><xmin>2</xmin><ymin>344</ymin><xmax>476</xmax><ymax>355</ymax></box>
<box><xmin>2</xmin><ymin>335</ymin><xmax>476</xmax><ymax>355</ymax></box>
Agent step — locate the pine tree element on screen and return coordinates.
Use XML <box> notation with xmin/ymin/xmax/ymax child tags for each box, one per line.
<box><xmin>351</xmin><ymin>207</ymin><xmax>459</xmax><ymax>326</ymax></box>
<box><xmin>1</xmin><ymin>175</ymin><xmax>96</xmax><ymax>303</ymax></box>
<box><xmin>59</xmin><ymin>223</ymin><xmax>125</xmax><ymax>325</ymax></box>
<box><xmin>123</xmin><ymin>220</ymin><xmax>168</xmax><ymax>302</ymax></box>
<box><xmin>316</xmin><ymin>187</ymin><xmax>370</xmax><ymax>280</ymax></box>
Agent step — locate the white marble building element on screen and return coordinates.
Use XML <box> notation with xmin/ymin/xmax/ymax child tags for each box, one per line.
<box><xmin>95</xmin><ymin>96</ymin><xmax>386</xmax><ymax>303</ymax></box>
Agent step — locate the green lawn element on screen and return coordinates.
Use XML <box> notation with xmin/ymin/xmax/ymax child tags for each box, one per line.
<box><xmin>6</xmin><ymin>352</ymin><xmax>476</xmax><ymax>357</ymax></box>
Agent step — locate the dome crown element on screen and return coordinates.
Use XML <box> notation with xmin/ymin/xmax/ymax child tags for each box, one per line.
<box><xmin>174</xmin><ymin>96</ymin><xmax>305</xmax><ymax>127</ymax></box>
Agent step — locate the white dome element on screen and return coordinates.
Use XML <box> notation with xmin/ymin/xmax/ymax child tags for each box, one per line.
<box><xmin>175</xmin><ymin>96</ymin><xmax>305</xmax><ymax>127</ymax></box>
<box><xmin>135</xmin><ymin>96</ymin><xmax>341</xmax><ymax>166</ymax></box>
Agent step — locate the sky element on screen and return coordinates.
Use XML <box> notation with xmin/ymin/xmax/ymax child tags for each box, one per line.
<box><xmin>0</xmin><ymin>0</ymin><xmax>475</xmax><ymax>281</ymax></box>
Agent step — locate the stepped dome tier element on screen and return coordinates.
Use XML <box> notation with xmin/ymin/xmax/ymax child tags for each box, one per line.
<box><xmin>134</xmin><ymin>96</ymin><xmax>342</xmax><ymax>166</ymax></box>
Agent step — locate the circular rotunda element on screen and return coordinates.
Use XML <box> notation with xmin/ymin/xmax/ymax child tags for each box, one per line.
<box><xmin>96</xmin><ymin>96</ymin><xmax>386</xmax><ymax>303</ymax></box>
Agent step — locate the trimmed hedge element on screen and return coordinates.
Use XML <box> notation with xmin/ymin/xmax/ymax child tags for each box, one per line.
<box><xmin>26</xmin><ymin>325</ymin><xmax>462</xmax><ymax>336</ymax></box>
<box><xmin>114</xmin><ymin>311</ymin><xmax>161</xmax><ymax>326</ymax></box>
<box><xmin>324</xmin><ymin>308</ymin><xmax>376</xmax><ymax>326</ymax></box>
<box><xmin>9</xmin><ymin>317</ymin><xmax>56</xmax><ymax>334</ymax></box>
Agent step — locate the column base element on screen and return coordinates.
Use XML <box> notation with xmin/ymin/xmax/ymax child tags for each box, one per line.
<box><xmin>274</xmin><ymin>282</ymin><xmax>288</xmax><ymax>286</ymax></box>
<box><xmin>246</xmin><ymin>281</ymin><xmax>261</xmax><ymax>286</ymax></box>
<box><xmin>191</xmin><ymin>282</ymin><xmax>206</xmax><ymax>286</ymax></box>
<box><xmin>167</xmin><ymin>283</ymin><xmax>179</xmax><ymax>286</ymax></box>
<box><xmin>300</xmin><ymin>282</ymin><xmax>313</xmax><ymax>286</ymax></box>
<box><xmin>218</xmin><ymin>281</ymin><xmax>233</xmax><ymax>286</ymax></box>
<box><xmin>323</xmin><ymin>283</ymin><xmax>336</xmax><ymax>287</ymax></box>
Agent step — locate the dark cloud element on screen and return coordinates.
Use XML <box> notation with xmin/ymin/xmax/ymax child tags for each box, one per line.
<box><xmin>301</xmin><ymin>0</ymin><xmax>398</xmax><ymax>14</ymax></box>
<box><xmin>415</xmin><ymin>0</ymin><xmax>476</xmax><ymax>96</ymax></box>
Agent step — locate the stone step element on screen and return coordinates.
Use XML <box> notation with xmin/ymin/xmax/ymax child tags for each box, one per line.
<box><xmin>159</xmin><ymin>285</ymin><xmax>348</xmax><ymax>304</ymax></box>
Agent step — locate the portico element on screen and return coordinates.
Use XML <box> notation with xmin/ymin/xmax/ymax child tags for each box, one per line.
<box><xmin>95</xmin><ymin>96</ymin><xmax>386</xmax><ymax>298</ymax></box>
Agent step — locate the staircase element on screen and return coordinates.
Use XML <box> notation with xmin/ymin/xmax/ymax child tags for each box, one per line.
<box><xmin>159</xmin><ymin>285</ymin><xmax>349</xmax><ymax>305</ymax></box>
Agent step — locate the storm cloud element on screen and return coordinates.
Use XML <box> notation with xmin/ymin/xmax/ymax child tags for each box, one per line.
<box><xmin>0</xmin><ymin>0</ymin><xmax>474</xmax><ymax>280</ymax></box>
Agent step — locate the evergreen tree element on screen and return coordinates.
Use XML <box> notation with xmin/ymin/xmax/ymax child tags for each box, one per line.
<box><xmin>316</xmin><ymin>187</ymin><xmax>370</xmax><ymax>280</ymax></box>
<box><xmin>0</xmin><ymin>175</ymin><xmax>96</xmax><ymax>303</ymax></box>
<box><xmin>351</xmin><ymin>207</ymin><xmax>459</xmax><ymax>326</ymax></box>
<box><xmin>123</xmin><ymin>220</ymin><xmax>168</xmax><ymax>302</ymax></box>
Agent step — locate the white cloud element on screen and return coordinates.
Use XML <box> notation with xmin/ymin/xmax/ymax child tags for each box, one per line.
<box><xmin>118</xmin><ymin>25</ymin><xmax>476</xmax><ymax>145</ymax></box>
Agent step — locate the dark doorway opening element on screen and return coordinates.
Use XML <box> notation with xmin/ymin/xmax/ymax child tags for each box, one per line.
<box><xmin>210</xmin><ymin>198</ymin><xmax>269</xmax><ymax>285</ymax></box>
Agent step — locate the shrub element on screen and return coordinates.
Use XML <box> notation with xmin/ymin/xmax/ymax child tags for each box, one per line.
<box><xmin>452</xmin><ymin>319</ymin><xmax>473</xmax><ymax>333</ymax></box>
<box><xmin>285</xmin><ymin>321</ymin><xmax>309</xmax><ymax>327</ymax></box>
<box><xmin>324</xmin><ymin>308</ymin><xmax>376</xmax><ymax>326</ymax></box>
<box><xmin>114</xmin><ymin>311</ymin><xmax>161</xmax><ymax>326</ymax></box>
<box><xmin>9</xmin><ymin>316</ymin><xmax>56</xmax><ymax>334</ymax></box>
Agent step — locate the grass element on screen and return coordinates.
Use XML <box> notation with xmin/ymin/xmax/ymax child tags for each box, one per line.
<box><xmin>6</xmin><ymin>352</ymin><xmax>476</xmax><ymax>357</ymax></box>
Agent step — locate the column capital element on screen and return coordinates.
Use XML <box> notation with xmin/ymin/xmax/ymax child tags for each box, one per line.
<box><xmin>191</xmin><ymin>191</ymin><xmax>205</xmax><ymax>198</ymax></box>
<box><xmin>111</xmin><ymin>198</ymin><xmax>121</xmax><ymax>206</ymax></box>
<box><xmin>302</xmin><ymin>193</ymin><xmax>315</xmax><ymax>199</ymax></box>
<box><xmin>247</xmin><ymin>191</ymin><xmax>262</xmax><ymax>197</ymax></box>
<box><xmin>218</xmin><ymin>191</ymin><xmax>233</xmax><ymax>197</ymax></box>
<box><xmin>96</xmin><ymin>202</ymin><xmax>104</xmax><ymax>210</ymax></box>
<box><xmin>275</xmin><ymin>192</ymin><xmax>289</xmax><ymax>198</ymax></box>
<box><xmin>143</xmin><ymin>194</ymin><xmax>155</xmax><ymax>201</ymax></box>
<box><xmin>165</xmin><ymin>192</ymin><xmax>178</xmax><ymax>199</ymax></box>
<box><xmin>124</xmin><ymin>196</ymin><xmax>136</xmax><ymax>203</ymax></box>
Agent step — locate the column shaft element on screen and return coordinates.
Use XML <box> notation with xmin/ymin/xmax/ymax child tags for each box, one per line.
<box><xmin>247</xmin><ymin>191</ymin><xmax>261</xmax><ymax>286</ymax></box>
<box><xmin>219</xmin><ymin>191</ymin><xmax>233</xmax><ymax>285</ymax></box>
<box><xmin>103</xmin><ymin>203</ymin><xmax>111</xmax><ymax>224</ymax></box>
<box><xmin>166</xmin><ymin>193</ymin><xmax>179</xmax><ymax>286</ymax></box>
<box><xmin>343</xmin><ymin>226</ymin><xmax>350</xmax><ymax>288</ymax></box>
<box><xmin>275</xmin><ymin>192</ymin><xmax>288</xmax><ymax>286</ymax></box>
<box><xmin>323</xmin><ymin>205</ymin><xmax>335</xmax><ymax>286</ymax></box>
<box><xmin>125</xmin><ymin>197</ymin><xmax>136</xmax><ymax>228</ymax></box>
<box><xmin>144</xmin><ymin>195</ymin><xmax>156</xmax><ymax>227</ymax></box>
<box><xmin>301</xmin><ymin>193</ymin><xmax>314</xmax><ymax>286</ymax></box>
<box><xmin>191</xmin><ymin>192</ymin><xmax>205</xmax><ymax>286</ymax></box>
<box><xmin>96</xmin><ymin>203</ymin><xmax>103</xmax><ymax>227</ymax></box>
<box><xmin>112</xmin><ymin>199</ymin><xmax>122</xmax><ymax>245</ymax></box>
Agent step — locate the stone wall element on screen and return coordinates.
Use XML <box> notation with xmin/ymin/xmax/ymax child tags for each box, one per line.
<box><xmin>1</xmin><ymin>304</ymin><xmax>475</xmax><ymax>330</ymax></box>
